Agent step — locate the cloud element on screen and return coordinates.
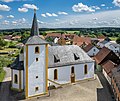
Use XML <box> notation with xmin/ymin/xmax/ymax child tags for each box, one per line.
<box><xmin>101</xmin><ymin>4</ymin><xmax>105</xmax><ymax>6</ymax></box>
<box><xmin>12</xmin><ymin>18</ymin><xmax>26</xmax><ymax>25</ymax></box>
<box><xmin>93</xmin><ymin>17</ymin><xmax>98</xmax><ymax>20</ymax></box>
<box><xmin>58</xmin><ymin>11</ymin><xmax>68</xmax><ymax>15</ymax></box>
<box><xmin>41</xmin><ymin>14</ymin><xmax>46</xmax><ymax>17</ymax></box>
<box><xmin>72</xmin><ymin>3</ymin><xmax>95</xmax><ymax>12</ymax></box>
<box><xmin>1</xmin><ymin>0</ymin><xmax>13</xmax><ymax>2</ymax></box>
<box><xmin>52</xmin><ymin>13</ymin><xmax>58</xmax><ymax>17</ymax></box>
<box><xmin>18</xmin><ymin>7</ymin><xmax>28</xmax><ymax>12</ymax></box>
<box><xmin>46</xmin><ymin>13</ymin><xmax>52</xmax><ymax>17</ymax></box>
<box><xmin>2</xmin><ymin>20</ymin><xmax>9</xmax><ymax>25</ymax></box>
<box><xmin>0</xmin><ymin>4</ymin><xmax>10</xmax><ymax>11</ymax></box>
<box><xmin>23</xmin><ymin>4</ymin><xmax>38</xmax><ymax>10</ymax></box>
<box><xmin>0</xmin><ymin>15</ymin><xmax>3</xmax><ymax>19</ymax></box>
<box><xmin>55</xmin><ymin>19</ymin><xmax>59</xmax><ymax>21</ymax></box>
<box><xmin>113</xmin><ymin>0</ymin><xmax>120</xmax><ymax>7</ymax></box>
<box><xmin>91</xmin><ymin>6</ymin><xmax>100</xmax><ymax>10</ymax></box>
<box><xmin>7</xmin><ymin>15</ymin><xmax>14</xmax><ymax>18</ymax></box>
<box><xmin>37</xmin><ymin>20</ymin><xmax>45</xmax><ymax>24</ymax></box>
<box><xmin>46</xmin><ymin>13</ymin><xmax>58</xmax><ymax>17</ymax></box>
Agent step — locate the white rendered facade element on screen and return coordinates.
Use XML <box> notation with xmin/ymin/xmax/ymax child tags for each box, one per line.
<box><xmin>48</xmin><ymin>62</ymin><xmax>94</xmax><ymax>85</ymax></box>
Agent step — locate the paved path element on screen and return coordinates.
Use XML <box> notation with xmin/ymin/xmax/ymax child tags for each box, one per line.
<box><xmin>0</xmin><ymin>67</ymin><xmax>16</xmax><ymax>101</ymax></box>
<box><xmin>0</xmin><ymin>68</ymin><xmax>114</xmax><ymax>101</ymax></box>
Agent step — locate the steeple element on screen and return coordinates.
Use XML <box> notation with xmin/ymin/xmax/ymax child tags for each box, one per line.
<box><xmin>31</xmin><ymin>9</ymin><xmax>39</xmax><ymax>36</ymax></box>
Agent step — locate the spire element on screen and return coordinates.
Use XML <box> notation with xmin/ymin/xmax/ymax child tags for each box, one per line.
<box><xmin>31</xmin><ymin>9</ymin><xmax>39</xmax><ymax>36</ymax></box>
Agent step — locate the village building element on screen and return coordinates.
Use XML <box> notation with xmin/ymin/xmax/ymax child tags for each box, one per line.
<box><xmin>111</xmin><ymin>65</ymin><xmax>120</xmax><ymax>101</ymax></box>
<box><xmin>83</xmin><ymin>44</ymin><xmax>99</xmax><ymax>57</ymax></box>
<box><xmin>94</xmin><ymin>47</ymin><xmax>120</xmax><ymax>71</ymax></box>
<box><xmin>10</xmin><ymin>10</ymin><xmax>95</xmax><ymax>99</ymax></box>
<box><xmin>72</xmin><ymin>36</ymin><xmax>91</xmax><ymax>47</ymax></box>
<box><xmin>101</xmin><ymin>60</ymin><xmax>117</xmax><ymax>84</ymax></box>
<box><xmin>105</xmin><ymin>42</ymin><xmax>120</xmax><ymax>55</ymax></box>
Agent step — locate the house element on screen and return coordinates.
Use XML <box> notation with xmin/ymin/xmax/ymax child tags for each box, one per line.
<box><xmin>94</xmin><ymin>47</ymin><xmax>120</xmax><ymax>65</ymax></box>
<box><xmin>97</xmin><ymin>35</ymin><xmax>106</xmax><ymax>42</ymax></box>
<box><xmin>72</xmin><ymin>36</ymin><xmax>91</xmax><ymax>47</ymax></box>
<box><xmin>94</xmin><ymin>47</ymin><xmax>120</xmax><ymax>71</ymax></box>
<box><xmin>3</xmin><ymin>35</ymin><xmax>12</xmax><ymax>41</ymax></box>
<box><xmin>11</xmin><ymin>35</ymin><xmax>21</xmax><ymax>41</ymax></box>
<box><xmin>10</xmin><ymin>10</ymin><xmax>95</xmax><ymax>99</ymax></box>
<box><xmin>101</xmin><ymin>60</ymin><xmax>117</xmax><ymax>84</ymax></box>
<box><xmin>105</xmin><ymin>42</ymin><xmax>120</xmax><ymax>54</ymax></box>
<box><xmin>97</xmin><ymin>37</ymin><xmax>111</xmax><ymax>48</ymax></box>
<box><xmin>111</xmin><ymin>65</ymin><xmax>120</xmax><ymax>101</ymax></box>
<box><xmin>83</xmin><ymin>44</ymin><xmax>99</xmax><ymax>57</ymax></box>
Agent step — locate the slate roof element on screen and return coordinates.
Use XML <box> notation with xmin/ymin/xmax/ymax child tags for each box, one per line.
<box><xmin>83</xmin><ymin>44</ymin><xmax>94</xmax><ymax>52</ymax></box>
<box><xmin>48</xmin><ymin>45</ymin><xmax>94</xmax><ymax>68</ymax></box>
<box><xmin>23</xmin><ymin>35</ymin><xmax>48</xmax><ymax>45</ymax></box>
<box><xmin>11</xmin><ymin>56</ymin><xmax>24</xmax><ymax>70</ymax></box>
<box><xmin>101</xmin><ymin>60</ymin><xmax>116</xmax><ymax>77</ymax></box>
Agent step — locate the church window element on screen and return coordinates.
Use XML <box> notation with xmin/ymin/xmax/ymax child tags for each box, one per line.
<box><xmin>36</xmin><ymin>76</ymin><xmax>38</xmax><ymax>78</ymax></box>
<box><xmin>54</xmin><ymin>54</ymin><xmax>60</xmax><ymax>63</ymax></box>
<box><xmin>71</xmin><ymin>66</ymin><xmax>75</xmax><ymax>74</ymax></box>
<box><xmin>35</xmin><ymin>46</ymin><xmax>39</xmax><ymax>53</ymax></box>
<box><xmin>84</xmin><ymin>64</ymin><xmax>88</xmax><ymax>74</ymax></box>
<box><xmin>74</xmin><ymin>53</ymin><xmax>79</xmax><ymax>60</ymax></box>
<box><xmin>14</xmin><ymin>74</ymin><xmax>18</xmax><ymax>84</ymax></box>
<box><xmin>54</xmin><ymin>69</ymin><xmax>58</xmax><ymax>80</ymax></box>
<box><xmin>36</xmin><ymin>58</ymin><xmax>38</xmax><ymax>62</ymax></box>
<box><xmin>35</xmin><ymin>87</ymin><xmax>39</xmax><ymax>91</ymax></box>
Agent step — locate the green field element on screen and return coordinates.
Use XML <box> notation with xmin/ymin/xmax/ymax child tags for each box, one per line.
<box><xmin>109</xmin><ymin>37</ymin><xmax>118</xmax><ymax>41</ymax></box>
<box><xmin>46</xmin><ymin>30</ymin><xmax>79</xmax><ymax>34</ymax></box>
<box><xmin>0</xmin><ymin>48</ymin><xmax>18</xmax><ymax>52</ymax></box>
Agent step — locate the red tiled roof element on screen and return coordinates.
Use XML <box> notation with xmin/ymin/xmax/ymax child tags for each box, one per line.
<box><xmin>73</xmin><ymin>36</ymin><xmax>91</xmax><ymax>46</ymax></box>
<box><xmin>102</xmin><ymin>60</ymin><xmax>116</xmax><ymax>77</ymax></box>
<box><xmin>94</xmin><ymin>47</ymin><xmax>111</xmax><ymax>64</ymax></box>
<box><xmin>45</xmin><ymin>33</ymin><xmax>61</xmax><ymax>38</ymax></box>
<box><xmin>83</xmin><ymin>44</ymin><xmax>94</xmax><ymax>52</ymax></box>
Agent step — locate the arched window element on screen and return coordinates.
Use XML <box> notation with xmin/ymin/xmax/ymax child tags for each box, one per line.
<box><xmin>71</xmin><ymin>66</ymin><xmax>74</xmax><ymax>74</ymax></box>
<box><xmin>35</xmin><ymin>46</ymin><xmax>39</xmax><ymax>53</ymax></box>
<box><xmin>84</xmin><ymin>64</ymin><xmax>88</xmax><ymax>74</ymax></box>
<box><xmin>54</xmin><ymin>69</ymin><xmax>58</xmax><ymax>80</ymax></box>
<box><xmin>14</xmin><ymin>74</ymin><xmax>18</xmax><ymax>84</ymax></box>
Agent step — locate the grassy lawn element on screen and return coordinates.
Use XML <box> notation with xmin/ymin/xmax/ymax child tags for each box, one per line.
<box><xmin>109</xmin><ymin>37</ymin><xmax>118</xmax><ymax>41</ymax></box>
<box><xmin>0</xmin><ymin>70</ymin><xmax>6</xmax><ymax>82</ymax></box>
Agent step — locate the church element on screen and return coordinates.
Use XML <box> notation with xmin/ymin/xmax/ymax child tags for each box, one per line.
<box><xmin>10</xmin><ymin>10</ymin><xmax>95</xmax><ymax>99</ymax></box>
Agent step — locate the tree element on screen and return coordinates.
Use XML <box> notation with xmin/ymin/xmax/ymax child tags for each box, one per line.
<box><xmin>116</xmin><ymin>36</ymin><xmax>120</xmax><ymax>44</ymax></box>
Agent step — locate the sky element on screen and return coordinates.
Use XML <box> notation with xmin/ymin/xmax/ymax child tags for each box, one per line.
<box><xmin>0</xmin><ymin>0</ymin><xmax>120</xmax><ymax>29</ymax></box>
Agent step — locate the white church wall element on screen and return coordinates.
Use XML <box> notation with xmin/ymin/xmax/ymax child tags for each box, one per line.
<box><xmin>21</xmin><ymin>70</ymin><xmax>24</xmax><ymax>89</ymax></box>
<box><xmin>27</xmin><ymin>45</ymin><xmax>46</xmax><ymax>97</ymax></box>
<box><xmin>48</xmin><ymin>62</ymin><xmax>94</xmax><ymax>85</ymax></box>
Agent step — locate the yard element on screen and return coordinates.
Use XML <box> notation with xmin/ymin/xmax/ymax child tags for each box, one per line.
<box><xmin>25</xmin><ymin>74</ymin><xmax>113</xmax><ymax>101</ymax></box>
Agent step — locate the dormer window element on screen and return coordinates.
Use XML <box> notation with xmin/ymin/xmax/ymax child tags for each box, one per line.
<box><xmin>54</xmin><ymin>54</ymin><xmax>60</xmax><ymax>63</ymax></box>
<box><xmin>74</xmin><ymin>53</ymin><xmax>79</xmax><ymax>60</ymax></box>
<box><xmin>35</xmin><ymin>46</ymin><xmax>39</xmax><ymax>53</ymax></box>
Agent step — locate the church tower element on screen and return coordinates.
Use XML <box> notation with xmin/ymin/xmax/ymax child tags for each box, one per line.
<box><xmin>24</xmin><ymin>10</ymin><xmax>49</xmax><ymax>98</ymax></box>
